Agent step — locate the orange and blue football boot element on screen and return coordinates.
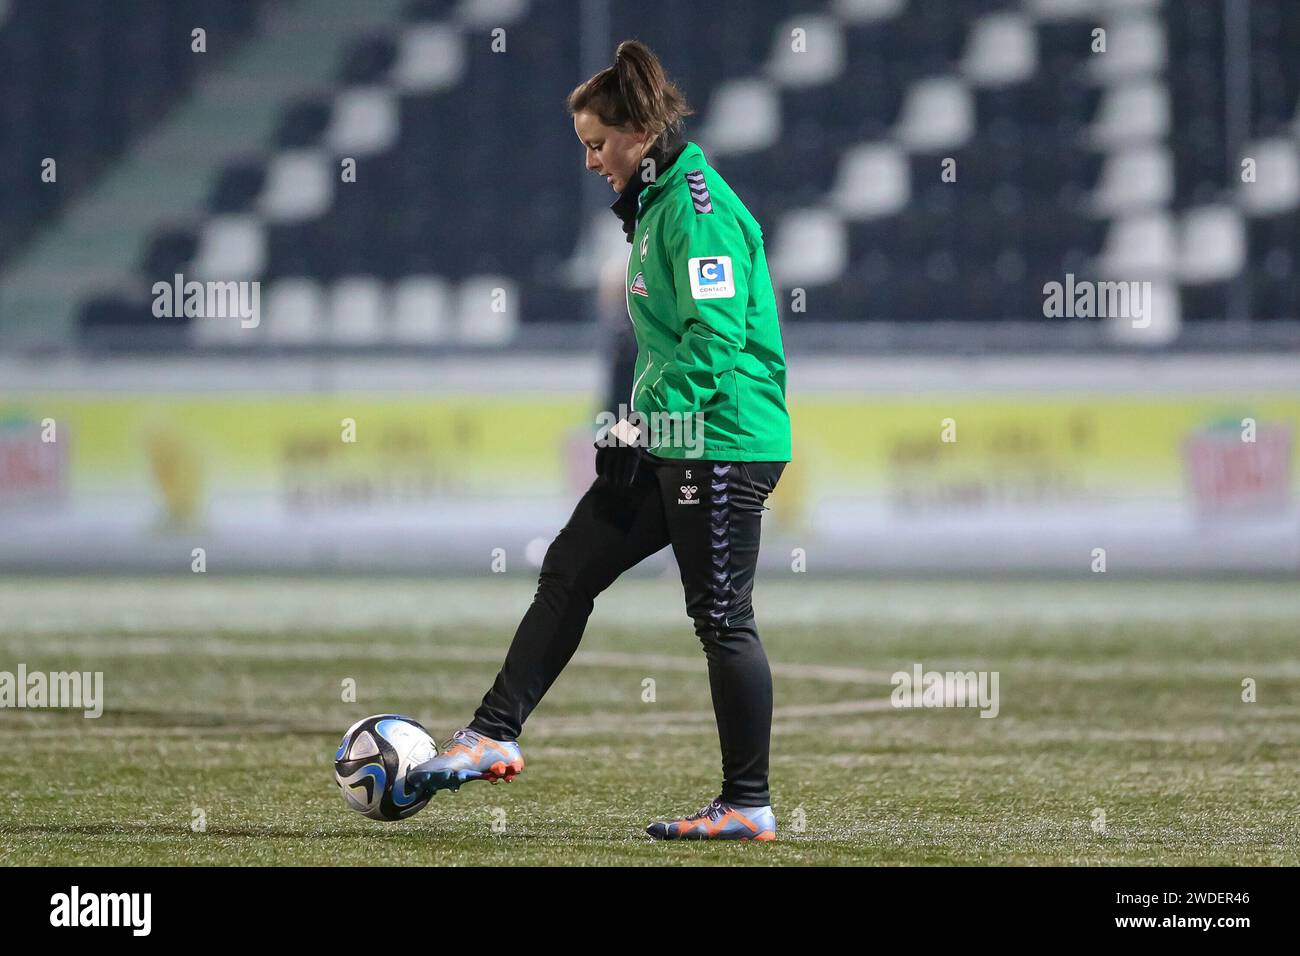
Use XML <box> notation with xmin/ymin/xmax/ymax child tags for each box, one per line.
<box><xmin>408</xmin><ymin>728</ymin><xmax>524</xmax><ymax>795</ymax></box>
<box><xmin>645</xmin><ymin>798</ymin><xmax>776</xmax><ymax>841</ymax></box>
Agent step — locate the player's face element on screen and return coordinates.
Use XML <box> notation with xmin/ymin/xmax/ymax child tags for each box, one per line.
<box><xmin>574</xmin><ymin>111</ymin><xmax>651</xmax><ymax>194</ymax></box>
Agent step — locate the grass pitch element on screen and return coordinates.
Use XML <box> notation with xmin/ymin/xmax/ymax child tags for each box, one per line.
<box><xmin>1</xmin><ymin>575</ymin><xmax>1297</xmax><ymax>866</ymax></box>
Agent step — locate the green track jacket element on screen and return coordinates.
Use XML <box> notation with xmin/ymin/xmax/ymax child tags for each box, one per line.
<box><xmin>622</xmin><ymin>142</ymin><xmax>792</xmax><ymax>462</ymax></box>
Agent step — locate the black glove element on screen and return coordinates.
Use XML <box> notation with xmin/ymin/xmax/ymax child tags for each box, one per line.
<box><xmin>595</xmin><ymin>419</ymin><xmax>644</xmax><ymax>488</ymax></box>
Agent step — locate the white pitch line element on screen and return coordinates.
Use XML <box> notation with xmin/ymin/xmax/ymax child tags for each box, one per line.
<box><xmin>5</xmin><ymin>698</ymin><xmax>899</xmax><ymax>740</ymax></box>
<box><xmin>4</xmin><ymin>636</ymin><xmax>895</xmax><ymax>685</ymax></box>
<box><xmin>0</xmin><ymin>636</ymin><xmax>897</xmax><ymax>738</ymax></box>
<box><xmin>10</xmin><ymin>635</ymin><xmax>1287</xmax><ymax>681</ymax></box>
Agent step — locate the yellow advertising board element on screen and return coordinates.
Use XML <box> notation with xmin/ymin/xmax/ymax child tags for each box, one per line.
<box><xmin>2</xmin><ymin>392</ymin><xmax>1297</xmax><ymax>536</ymax></box>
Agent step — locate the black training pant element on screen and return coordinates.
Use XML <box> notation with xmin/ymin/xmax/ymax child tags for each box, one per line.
<box><xmin>470</xmin><ymin>455</ymin><xmax>786</xmax><ymax>806</ymax></box>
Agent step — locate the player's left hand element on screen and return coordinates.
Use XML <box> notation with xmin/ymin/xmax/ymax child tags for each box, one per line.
<box><xmin>594</xmin><ymin>419</ymin><xmax>644</xmax><ymax>488</ymax></box>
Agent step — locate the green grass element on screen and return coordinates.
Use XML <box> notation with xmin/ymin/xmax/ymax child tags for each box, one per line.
<box><xmin>0</xmin><ymin>577</ymin><xmax>1297</xmax><ymax>865</ymax></box>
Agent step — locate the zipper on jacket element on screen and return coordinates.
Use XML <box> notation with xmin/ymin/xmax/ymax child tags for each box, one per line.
<box><xmin>624</xmin><ymin>232</ymin><xmax>653</xmax><ymax>414</ymax></box>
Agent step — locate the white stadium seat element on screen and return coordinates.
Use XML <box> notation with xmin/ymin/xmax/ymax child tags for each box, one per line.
<box><xmin>392</xmin><ymin>24</ymin><xmax>465</xmax><ymax>93</ymax></box>
<box><xmin>191</xmin><ymin>214</ymin><xmax>266</xmax><ymax>280</ymax></box>
<box><xmin>1096</xmin><ymin>210</ymin><xmax>1177</xmax><ymax>277</ymax></box>
<box><xmin>1087</xmin><ymin>14</ymin><xmax>1167</xmax><ymax>82</ymax></box>
<box><xmin>1238</xmin><ymin>138</ymin><xmax>1300</xmax><ymax>216</ymax></box>
<box><xmin>328</xmin><ymin>276</ymin><xmax>387</xmax><ymax>344</ymax></box>
<box><xmin>257</xmin><ymin>149</ymin><xmax>334</xmax><ymax>222</ymax></box>
<box><xmin>769</xmin><ymin>208</ymin><xmax>848</xmax><ymax>286</ymax></box>
<box><xmin>830</xmin><ymin>142</ymin><xmax>910</xmax><ymax>219</ymax></box>
<box><xmin>562</xmin><ymin>212</ymin><xmax>629</xmax><ymax>288</ymax></box>
<box><xmin>961</xmin><ymin>13</ymin><xmax>1038</xmax><ymax>88</ymax></box>
<box><xmin>454</xmin><ymin>276</ymin><xmax>519</xmax><ymax>345</ymax></box>
<box><xmin>326</xmin><ymin>86</ymin><xmax>399</xmax><ymax>157</ymax></box>
<box><xmin>698</xmin><ymin>79</ymin><xmax>782</xmax><ymax>156</ymax></box>
<box><xmin>766</xmin><ymin>15</ymin><xmax>845</xmax><ymax>88</ymax></box>
<box><xmin>1179</xmin><ymin>205</ymin><xmax>1246</xmax><ymax>284</ymax></box>
<box><xmin>1087</xmin><ymin>79</ymin><xmax>1170</xmax><ymax>148</ymax></box>
<box><xmin>1106</xmin><ymin>278</ymin><xmax>1181</xmax><ymax>346</ymax></box>
<box><xmin>264</xmin><ymin>278</ymin><xmax>326</xmax><ymax>343</ymax></box>
<box><xmin>1090</xmin><ymin>144</ymin><xmax>1174</xmax><ymax>215</ymax></box>
<box><xmin>391</xmin><ymin>275</ymin><xmax>453</xmax><ymax>344</ymax></box>
<box><xmin>895</xmin><ymin>76</ymin><xmax>975</xmax><ymax>151</ymax></box>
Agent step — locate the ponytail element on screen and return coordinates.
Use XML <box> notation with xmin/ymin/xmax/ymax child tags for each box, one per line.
<box><xmin>567</xmin><ymin>40</ymin><xmax>692</xmax><ymax>147</ymax></box>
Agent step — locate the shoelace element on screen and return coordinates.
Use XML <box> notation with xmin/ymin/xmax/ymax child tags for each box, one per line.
<box><xmin>442</xmin><ymin>729</ymin><xmax>479</xmax><ymax>751</ymax></box>
<box><xmin>684</xmin><ymin>799</ymin><xmax>726</xmax><ymax>822</ymax></box>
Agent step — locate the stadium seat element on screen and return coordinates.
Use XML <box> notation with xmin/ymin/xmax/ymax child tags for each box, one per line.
<box><xmin>1178</xmin><ymin>205</ymin><xmax>1247</xmax><ymax>284</ymax></box>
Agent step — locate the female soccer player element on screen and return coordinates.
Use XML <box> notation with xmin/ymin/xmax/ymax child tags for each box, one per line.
<box><xmin>412</xmin><ymin>40</ymin><xmax>792</xmax><ymax>841</ymax></box>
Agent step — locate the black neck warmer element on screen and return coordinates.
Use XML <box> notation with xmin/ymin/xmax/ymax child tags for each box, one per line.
<box><xmin>609</xmin><ymin>130</ymin><xmax>687</xmax><ymax>243</ymax></box>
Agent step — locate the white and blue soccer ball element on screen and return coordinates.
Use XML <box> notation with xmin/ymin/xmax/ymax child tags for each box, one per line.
<box><xmin>334</xmin><ymin>714</ymin><xmax>438</xmax><ymax>821</ymax></box>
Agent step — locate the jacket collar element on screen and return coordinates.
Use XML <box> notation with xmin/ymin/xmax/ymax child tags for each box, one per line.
<box><xmin>609</xmin><ymin>134</ymin><xmax>696</xmax><ymax>242</ymax></box>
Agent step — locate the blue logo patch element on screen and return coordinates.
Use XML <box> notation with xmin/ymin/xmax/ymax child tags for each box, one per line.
<box><xmin>698</xmin><ymin>258</ymin><xmax>726</xmax><ymax>285</ymax></box>
<box><xmin>688</xmin><ymin>256</ymin><xmax>735</xmax><ymax>299</ymax></box>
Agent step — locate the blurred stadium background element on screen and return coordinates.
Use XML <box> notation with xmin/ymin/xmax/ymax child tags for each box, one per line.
<box><xmin>1</xmin><ymin>0</ymin><xmax>1298</xmax><ymax>575</ymax></box>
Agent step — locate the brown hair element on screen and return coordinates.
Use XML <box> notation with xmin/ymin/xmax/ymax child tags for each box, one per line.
<box><xmin>567</xmin><ymin>40</ymin><xmax>692</xmax><ymax>147</ymax></box>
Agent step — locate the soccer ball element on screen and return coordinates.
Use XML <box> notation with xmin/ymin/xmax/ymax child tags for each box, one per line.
<box><xmin>334</xmin><ymin>714</ymin><xmax>438</xmax><ymax>821</ymax></box>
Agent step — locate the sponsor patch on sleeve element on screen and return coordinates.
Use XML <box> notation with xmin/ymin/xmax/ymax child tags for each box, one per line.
<box><xmin>687</xmin><ymin>256</ymin><xmax>734</xmax><ymax>299</ymax></box>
